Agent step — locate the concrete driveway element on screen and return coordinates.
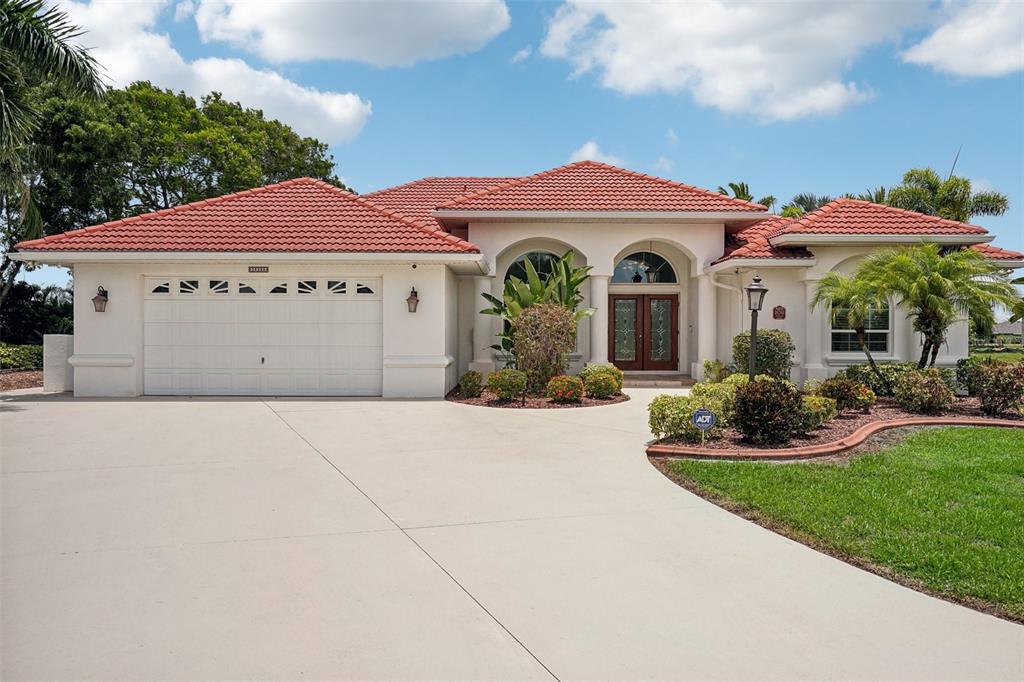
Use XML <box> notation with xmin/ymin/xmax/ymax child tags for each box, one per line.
<box><xmin>2</xmin><ymin>389</ymin><xmax>1021</xmax><ymax>680</ymax></box>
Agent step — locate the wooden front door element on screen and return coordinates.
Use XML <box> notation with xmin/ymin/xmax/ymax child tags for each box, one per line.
<box><xmin>609</xmin><ymin>294</ymin><xmax>678</xmax><ymax>371</ymax></box>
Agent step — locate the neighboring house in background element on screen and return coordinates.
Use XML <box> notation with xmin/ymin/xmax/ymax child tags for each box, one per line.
<box><xmin>992</xmin><ymin>319</ymin><xmax>1024</xmax><ymax>341</ymax></box>
<box><xmin>11</xmin><ymin>161</ymin><xmax>1024</xmax><ymax>398</ymax></box>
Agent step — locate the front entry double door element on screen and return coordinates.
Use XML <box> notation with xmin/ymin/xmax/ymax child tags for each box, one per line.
<box><xmin>609</xmin><ymin>294</ymin><xmax>678</xmax><ymax>371</ymax></box>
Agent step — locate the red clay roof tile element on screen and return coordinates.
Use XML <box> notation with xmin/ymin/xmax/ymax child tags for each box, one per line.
<box><xmin>769</xmin><ymin>198</ymin><xmax>989</xmax><ymax>239</ymax></box>
<box><xmin>972</xmin><ymin>243</ymin><xmax>1024</xmax><ymax>260</ymax></box>
<box><xmin>365</xmin><ymin>176</ymin><xmax>517</xmax><ymax>231</ymax></box>
<box><xmin>715</xmin><ymin>216</ymin><xmax>814</xmax><ymax>263</ymax></box>
<box><xmin>437</xmin><ymin>161</ymin><xmax>767</xmax><ymax>213</ymax></box>
<box><xmin>16</xmin><ymin>178</ymin><xmax>479</xmax><ymax>253</ymax></box>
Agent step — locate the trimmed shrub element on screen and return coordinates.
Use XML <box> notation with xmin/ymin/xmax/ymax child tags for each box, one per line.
<box><xmin>458</xmin><ymin>370</ymin><xmax>483</xmax><ymax>398</ymax></box>
<box><xmin>579</xmin><ymin>363</ymin><xmax>624</xmax><ymax>391</ymax></box>
<box><xmin>487</xmin><ymin>369</ymin><xmax>527</xmax><ymax>402</ymax></box>
<box><xmin>797</xmin><ymin>395</ymin><xmax>838</xmax><ymax>434</ymax></box>
<box><xmin>732</xmin><ymin>329</ymin><xmax>796</xmax><ymax>380</ymax></box>
<box><xmin>510</xmin><ymin>303</ymin><xmax>577</xmax><ymax>393</ymax></box>
<box><xmin>818</xmin><ymin>377</ymin><xmax>866</xmax><ymax>414</ymax></box>
<box><xmin>955</xmin><ymin>356</ymin><xmax>1011</xmax><ymax>396</ymax></box>
<box><xmin>733</xmin><ymin>377</ymin><xmax>802</xmax><ymax>444</ymax></box>
<box><xmin>648</xmin><ymin>394</ymin><xmax>725</xmax><ymax>442</ymax></box>
<box><xmin>0</xmin><ymin>344</ymin><xmax>43</xmax><ymax>370</ymax></box>
<box><xmin>690</xmin><ymin>379</ymin><xmax>744</xmax><ymax>426</ymax></box>
<box><xmin>853</xmin><ymin>385</ymin><xmax>877</xmax><ymax>413</ymax></box>
<box><xmin>840</xmin><ymin>362</ymin><xmax>913</xmax><ymax>397</ymax></box>
<box><xmin>702</xmin><ymin>359</ymin><xmax>732</xmax><ymax>383</ymax></box>
<box><xmin>584</xmin><ymin>372</ymin><xmax>620</xmax><ymax>399</ymax></box>
<box><xmin>802</xmin><ymin>378</ymin><xmax>823</xmax><ymax>396</ymax></box>
<box><xmin>546</xmin><ymin>375</ymin><xmax>584</xmax><ymax>403</ymax></box>
<box><xmin>893</xmin><ymin>368</ymin><xmax>954</xmax><ymax>415</ymax></box>
<box><xmin>973</xmin><ymin>362</ymin><xmax>1024</xmax><ymax>416</ymax></box>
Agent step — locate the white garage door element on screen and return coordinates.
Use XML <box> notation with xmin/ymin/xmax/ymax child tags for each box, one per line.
<box><xmin>143</xmin><ymin>276</ymin><xmax>383</xmax><ymax>396</ymax></box>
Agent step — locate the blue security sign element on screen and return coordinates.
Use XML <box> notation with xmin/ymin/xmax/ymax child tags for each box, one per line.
<box><xmin>692</xmin><ymin>408</ymin><xmax>716</xmax><ymax>431</ymax></box>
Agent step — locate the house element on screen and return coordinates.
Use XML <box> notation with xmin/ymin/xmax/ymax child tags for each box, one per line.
<box><xmin>12</xmin><ymin>161</ymin><xmax>1024</xmax><ymax>398</ymax></box>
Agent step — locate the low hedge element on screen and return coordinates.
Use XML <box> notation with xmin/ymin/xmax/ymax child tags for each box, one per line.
<box><xmin>584</xmin><ymin>372</ymin><xmax>620</xmax><ymax>399</ymax></box>
<box><xmin>458</xmin><ymin>370</ymin><xmax>484</xmax><ymax>398</ymax></box>
<box><xmin>648</xmin><ymin>394</ymin><xmax>726</xmax><ymax>442</ymax></box>
<box><xmin>973</xmin><ymin>362</ymin><xmax>1024</xmax><ymax>417</ymax></box>
<box><xmin>797</xmin><ymin>395</ymin><xmax>838</xmax><ymax>434</ymax></box>
<box><xmin>893</xmin><ymin>368</ymin><xmax>954</xmax><ymax>415</ymax></box>
<box><xmin>579</xmin><ymin>363</ymin><xmax>624</xmax><ymax>391</ymax></box>
<box><xmin>732</xmin><ymin>329</ymin><xmax>795</xmax><ymax>380</ymax></box>
<box><xmin>733</xmin><ymin>377</ymin><xmax>802</xmax><ymax>444</ymax></box>
<box><xmin>546</xmin><ymin>375</ymin><xmax>584</xmax><ymax>403</ymax></box>
<box><xmin>487</xmin><ymin>369</ymin><xmax>527</xmax><ymax>401</ymax></box>
<box><xmin>0</xmin><ymin>343</ymin><xmax>43</xmax><ymax>370</ymax></box>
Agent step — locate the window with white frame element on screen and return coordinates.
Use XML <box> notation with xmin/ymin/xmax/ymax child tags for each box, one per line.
<box><xmin>831</xmin><ymin>305</ymin><xmax>890</xmax><ymax>353</ymax></box>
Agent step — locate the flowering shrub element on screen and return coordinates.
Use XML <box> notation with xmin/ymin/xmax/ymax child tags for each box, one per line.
<box><xmin>853</xmin><ymin>385</ymin><xmax>877</xmax><ymax>413</ymax></box>
<box><xmin>510</xmin><ymin>303</ymin><xmax>577</xmax><ymax>393</ymax></box>
<box><xmin>487</xmin><ymin>369</ymin><xmax>527</xmax><ymax>402</ymax></box>
<box><xmin>818</xmin><ymin>377</ymin><xmax>867</xmax><ymax>414</ymax></box>
<box><xmin>579</xmin><ymin>363</ymin><xmax>624</xmax><ymax>391</ymax></box>
<box><xmin>648</xmin><ymin>394</ymin><xmax>725</xmax><ymax>442</ymax></box>
<box><xmin>732</xmin><ymin>329</ymin><xmax>796</xmax><ymax>380</ymax></box>
<box><xmin>546</xmin><ymin>375</ymin><xmax>584</xmax><ymax>403</ymax></box>
<box><xmin>797</xmin><ymin>396</ymin><xmax>838</xmax><ymax>434</ymax></box>
<box><xmin>893</xmin><ymin>368</ymin><xmax>954</xmax><ymax>415</ymax></box>
<box><xmin>733</xmin><ymin>377</ymin><xmax>802</xmax><ymax>444</ymax></box>
<box><xmin>458</xmin><ymin>370</ymin><xmax>483</xmax><ymax>398</ymax></box>
<box><xmin>584</xmin><ymin>371</ymin><xmax>620</xmax><ymax>399</ymax></box>
<box><xmin>973</xmin><ymin>362</ymin><xmax>1024</xmax><ymax>416</ymax></box>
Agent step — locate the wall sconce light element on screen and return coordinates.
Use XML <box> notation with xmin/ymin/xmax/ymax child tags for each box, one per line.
<box><xmin>92</xmin><ymin>286</ymin><xmax>109</xmax><ymax>312</ymax></box>
<box><xmin>406</xmin><ymin>287</ymin><xmax>419</xmax><ymax>313</ymax></box>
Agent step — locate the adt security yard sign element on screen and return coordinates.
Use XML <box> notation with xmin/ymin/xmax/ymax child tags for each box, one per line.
<box><xmin>692</xmin><ymin>408</ymin><xmax>716</xmax><ymax>431</ymax></box>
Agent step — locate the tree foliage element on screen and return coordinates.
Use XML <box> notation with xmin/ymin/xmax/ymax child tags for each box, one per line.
<box><xmin>886</xmin><ymin>168</ymin><xmax>1008</xmax><ymax>224</ymax></box>
<box><xmin>811</xmin><ymin>271</ymin><xmax>891</xmax><ymax>389</ymax></box>
<box><xmin>0</xmin><ymin>279</ymin><xmax>71</xmax><ymax>343</ymax></box>
<box><xmin>717</xmin><ymin>181</ymin><xmax>774</xmax><ymax>210</ymax></box>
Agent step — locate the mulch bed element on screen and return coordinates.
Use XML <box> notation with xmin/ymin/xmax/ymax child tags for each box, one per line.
<box><xmin>0</xmin><ymin>369</ymin><xmax>43</xmax><ymax>392</ymax></box>
<box><xmin>446</xmin><ymin>387</ymin><xmax>630</xmax><ymax>409</ymax></box>
<box><xmin>653</xmin><ymin>396</ymin><xmax>1021</xmax><ymax>452</ymax></box>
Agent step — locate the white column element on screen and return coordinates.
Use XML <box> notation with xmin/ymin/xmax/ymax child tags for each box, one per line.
<box><xmin>469</xmin><ymin>276</ymin><xmax>496</xmax><ymax>374</ymax></box>
<box><xmin>803</xmin><ymin>276</ymin><xmax>827</xmax><ymax>383</ymax></box>
<box><xmin>589</xmin><ymin>275</ymin><xmax>610</xmax><ymax>364</ymax></box>
<box><xmin>694</xmin><ymin>274</ymin><xmax>717</xmax><ymax>379</ymax></box>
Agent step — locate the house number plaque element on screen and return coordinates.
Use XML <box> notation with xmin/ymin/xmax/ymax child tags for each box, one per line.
<box><xmin>773</xmin><ymin>305</ymin><xmax>786</xmax><ymax>320</ymax></box>
<box><xmin>248</xmin><ymin>266</ymin><xmax>270</xmax><ymax>273</ymax></box>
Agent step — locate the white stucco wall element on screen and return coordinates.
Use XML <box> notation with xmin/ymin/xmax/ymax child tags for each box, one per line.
<box><xmin>70</xmin><ymin>260</ymin><xmax>455</xmax><ymax>398</ymax></box>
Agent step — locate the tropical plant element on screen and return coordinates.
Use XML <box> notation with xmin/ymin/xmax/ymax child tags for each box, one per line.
<box><xmin>841</xmin><ymin>361</ymin><xmax>919</xmax><ymax>397</ymax></box>
<box><xmin>885</xmin><ymin>168</ymin><xmax>1008</xmax><ymax>224</ymax></box>
<box><xmin>780</xmin><ymin>192</ymin><xmax>833</xmax><ymax>218</ymax></box>
<box><xmin>1009</xmin><ymin>275</ymin><xmax>1024</xmax><ymax>324</ymax></box>
<box><xmin>849</xmin><ymin>186</ymin><xmax>889</xmax><ymax>203</ymax></box>
<box><xmin>481</xmin><ymin>249</ymin><xmax>593</xmax><ymax>362</ymax></box>
<box><xmin>857</xmin><ymin>244</ymin><xmax>1017</xmax><ymax>368</ymax></box>
<box><xmin>811</xmin><ymin>271</ymin><xmax>891</xmax><ymax>390</ymax></box>
<box><xmin>0</xmin><ymin>279</ymin><xmax>72</xmax><ymax>343</ymax></box>
<box><xmin>717</xmin><ymin>181</ymin><xmax>774</xmax><ymax>209</ymax></box>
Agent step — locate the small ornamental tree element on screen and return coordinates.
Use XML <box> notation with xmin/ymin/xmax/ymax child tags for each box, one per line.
<box><xmin>510</xmin><ymin>303</ymin><xmax>577</xmax><ymax>393</ymax></box>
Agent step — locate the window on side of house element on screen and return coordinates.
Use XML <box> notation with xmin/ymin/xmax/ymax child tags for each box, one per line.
<box><xmin>830</xmin><ymin>305</ymin><xmax>890</xmax><ymax>353</ymax></box>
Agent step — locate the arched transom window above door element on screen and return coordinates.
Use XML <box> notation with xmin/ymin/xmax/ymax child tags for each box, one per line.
<box><xmin>506</xmin><ymin>251</ymin><xmax>559</xmax><ymax>282</ymax></box>
<box><xmin>612</xmin><ymin>252</ymin><xmax>677</xmax><ymax>284</ymax></box>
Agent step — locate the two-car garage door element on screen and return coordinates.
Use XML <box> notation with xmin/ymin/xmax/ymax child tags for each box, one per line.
<box><xmin>143</xmin><ymin>276</ymin><xmax>383</xmax><ymax>396</ymax></box>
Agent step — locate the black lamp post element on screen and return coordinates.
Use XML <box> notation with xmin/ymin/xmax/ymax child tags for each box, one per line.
<box><xmin>745</xmin><ymin>275</ymin><xmax>768</xmax><ymax>380</ymax></box>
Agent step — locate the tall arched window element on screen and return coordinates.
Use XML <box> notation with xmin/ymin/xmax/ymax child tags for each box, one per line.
<box><xmin>612</xmin><ymin>252</ymin><xmax>677</xmax><ymax>283</ymax></box>
<box><xmin>506</xmin><ymin>251</ymin><xmax>559</xmax><ymax>282</ymax></box>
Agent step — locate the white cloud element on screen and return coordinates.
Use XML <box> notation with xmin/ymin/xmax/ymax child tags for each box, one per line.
<box><xmin>61</xmin><ymin>1</ymin><xmax>371</xmax><ymax>143</ymax></box>
<box><xmin>903</xmin><ymin>1</ymin><xmax>1024</xmax><ymax>77</ymax></box>
<box><xmin>540</xmin><ymin>1</ymin><xmax>927</xmax><ymax>121</ymax></box>
<box><xmin>652</xmin><ymin>156</ymin><xmax>675</xmax><ymax>173</ymax></box>
<box><xmin>568</xmin><ymin>140</ymin><xmax>624</xmax><ymax>166</ymax></box>
<box><xmin>666</xmin><ymin>128</ymin><xmax>678</xmax><ymax>146</ymax></box>
<box><xmin>194</xmin><ymin>0</ymin><xmax>510</xmax><ymax>67</ymax></box>
<box><xmin>510</xmin><ymin>45</ymin><xmax>532</xmax><ymax>64</ymax></box>
<box><xmin>173</xmin><ymin>0</ymin><xmax>194</xmax><ymax>21</ymax></box>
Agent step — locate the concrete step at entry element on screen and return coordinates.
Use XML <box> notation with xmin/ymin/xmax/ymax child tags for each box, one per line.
<box><xmin>622</xmin><ymin>373</ymin><xmax>695</xmax><ymax>388</ymax></box>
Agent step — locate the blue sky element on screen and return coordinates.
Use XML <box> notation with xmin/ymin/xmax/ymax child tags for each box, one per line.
<box><xmin>23</xmin><ymin>1</ymin><xmax>1024</xmax><ymax>288</ymax></box>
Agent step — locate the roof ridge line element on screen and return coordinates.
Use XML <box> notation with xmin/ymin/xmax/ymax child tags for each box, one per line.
<box><xmin>436</xmin><ymin>163</ymin><xmax>582</xmax><ymax>208</ymax></box>
<box><xmin>584</xmin><ymin>160</ymin><xmax>769</xmax><ymax>211</ymax></box>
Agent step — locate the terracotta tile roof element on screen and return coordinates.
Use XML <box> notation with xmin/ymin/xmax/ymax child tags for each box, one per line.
<box><xmin>769</xmin><ymin>198</ymin><xmax>989</xmax><ymax>239</ymax></box>
<box><xmin>15</xmin><ymin>178</ymin><xmax>479</xmax><ymax>253</ymax></box>
<box><xmin>365</xmin><ymin>176</ymin><xmax>517</xmax><ymax>230</ymax></box>
<box><xmin>437</xmin><ymin>161</ymin><xmax>767</xmax><ymax>213</ymax></box>
<box><xmin>715</xmin><ymin>216</ymin><xmax>814</xmax><ymax>263</ymax></box>
<box><xmin>972</xmin><ymin>243</ymin><xmax>1024</xmax><ymax>261</ymax></box>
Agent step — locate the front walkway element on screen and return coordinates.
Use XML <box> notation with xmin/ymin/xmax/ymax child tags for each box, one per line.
<box><xmin>2</xmin><ymin>390</ymin><xmax>1021</xmax><ymax>679</ymax></box>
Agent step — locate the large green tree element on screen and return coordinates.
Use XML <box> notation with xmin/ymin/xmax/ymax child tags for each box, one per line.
<box><xmin>857</xmin><ymin>243</ymin><xmax>1017</xmax><ymax>368</ymax></box>
<box><xmin>2</xmin><ymin>82</ymin><xmax>348</xmax><ymax>307</ymax></box>
<box><xmin>886</xmin><ymin>168</ymin><xmax>1008</xmax><ymax>223</ymax></box>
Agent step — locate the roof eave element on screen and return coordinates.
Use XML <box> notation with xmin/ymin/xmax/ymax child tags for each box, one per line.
<box><xmin>770</xmin><ymin>233</ymin><xmax>993</xmax><ymax>247</ymax></box>
<box><xmin>9</xmin><ymin>250</ymin><xmax>485</xmax><ymax>266</ymax></box>
<box><xmin>706</xmin><ymin>257</ymin><xmax>816</xmax><ymax>273</ymax></box>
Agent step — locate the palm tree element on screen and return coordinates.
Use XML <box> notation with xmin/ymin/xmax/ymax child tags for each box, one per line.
<box><xmin>850</xmin><ymin>186</ymin><xmax>888</xmax><ymax>203</ymax></box>
<box><xmin>886</xmin><ymin>168</ymin><xmax>1008</xmax><ymax>223</ymax></box>
<box><xmin>811</xmin><ymin>272</ymin><xmax>891</xmax><ymax>390</ymax></box>
<box><xmin>717</xmin><ymin>181</ymin><xmax>775</xmax><ymax>210</ymax></box>
<box><xmin>857</xmin><ymin>243</ymin><xmax>1018</xmax><ymax>368</ymax></box>
<box><xmin>780</xmin><ymin>192</ymin><xmax>833</xmax><ymax>218</ymax></box>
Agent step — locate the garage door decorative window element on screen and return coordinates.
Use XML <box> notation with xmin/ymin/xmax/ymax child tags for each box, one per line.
<box><xmin>328</xmin><ymin>280</ymin><xmax>347</xmax><ymax>295</ymax></box>
<box><xmin>179</xmin><ymin>279</ymin><xmax>199</xmax><ymax>295</ymax></box>
<box><xmin>209</xmin><ymin>279</ymin><xmax>229</xmax><ymax>294</ymax></box>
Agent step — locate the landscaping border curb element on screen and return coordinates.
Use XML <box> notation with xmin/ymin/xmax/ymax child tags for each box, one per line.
<box><xmin>646</xmin><ymin>417</ymin><xmax>1024</xmax><ymax>460</ymax></box>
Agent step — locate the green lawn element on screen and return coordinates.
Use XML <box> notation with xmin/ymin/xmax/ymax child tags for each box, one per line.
<box><xmin>971</xmin><ymin>351</ymin><xmax>1024</xmax><ymax>363</ymax></box>
<box><xmin>665</xmin><ymin>427</ymin><xmax>1024</xmax><ymax>620</ymax></box>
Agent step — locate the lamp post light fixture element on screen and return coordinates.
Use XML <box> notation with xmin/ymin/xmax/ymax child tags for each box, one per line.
<box><xmin>91</xmin><ymin>286</ymin><xmax>109</xmax><ymax>313</ymax></box>
<box><xmin>406</xmin><ymin>287</ymin><xmax>419</xmax><ymax>313</ymax></box>
<box><xmin>744</xmin><ymin>275</ymin><xmax>768</xmax><ymax>380</ymax></box>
